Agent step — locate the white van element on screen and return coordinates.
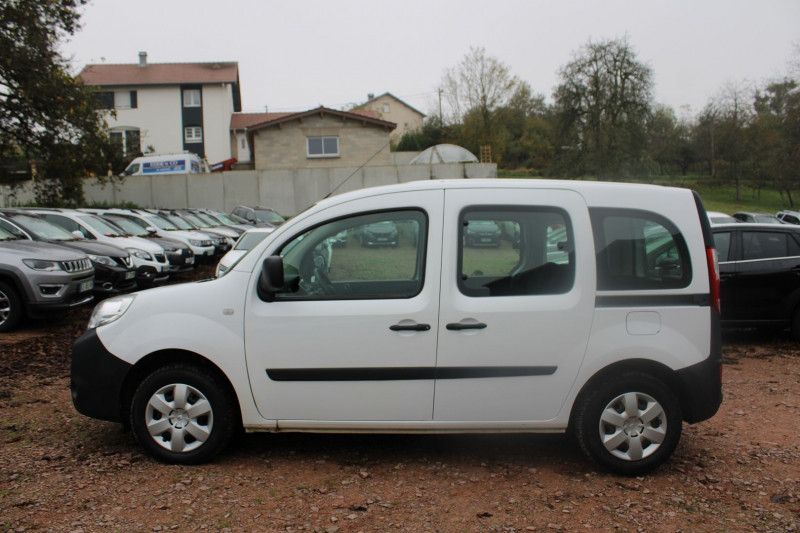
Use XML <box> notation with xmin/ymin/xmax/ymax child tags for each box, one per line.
<box><xmin>123</xmin><ymin>153</ymin><xmax>207</xmax><ymax>176</ymax></box>
<box><xmin>71</xmin><ymin>180</ymin><xmax>723</xmax><ymax>474</ymax></box>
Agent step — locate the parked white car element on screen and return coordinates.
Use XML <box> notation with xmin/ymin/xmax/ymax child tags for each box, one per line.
<box><xmin>72</xmin><ymin>179</ymin><xmax>723</xmax><ymax>475</ymax></box>
<box><xmin>26</xmin><ymin>208</ymin><xmax>170</xmax><ymax>287</ymax></box>
<box><xmin>82</xmin><ymin>209</ymin><xmax>217</xmax><ymax>259</ymax></box>
<box><xmin>215</xmin><ymin>227</ymin><xmax>274</xmax><ymax>277</ymax></box>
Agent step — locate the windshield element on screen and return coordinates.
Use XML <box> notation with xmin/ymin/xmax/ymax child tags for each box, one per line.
<box><xmin>0</xmin><ymin>226</ymin><xmax>17</xmax><ymax>240</ymax></box>
<box><xmin>104</xmin><ymin>216</ymin><xmax>149</xmax><ymax>236</ymax></box>
<box><xmin>234</xmin><ymin>231</ymin><xmax>271</xmax><ymax>251</ymax></box>
<box><xmin>162</xmin><ymin>214</ymin><xmax>195</xmax><ymax>231</ymax></box>
<box><xmin>181</xmin><ymin>212</ymin><xmax>211</xmax><ymax>228</ymax></box>
<box><xmin>78</xmin><ymin>214</ymin><xmax>127</xmax><ymax>237</ymax></box>
<box><xmin>9</xmin><ymin>214</ymin><xmax>77</xmax><ymax>241</ymax></box>
<box><xmin>193</xmin><ymin>213</ymin><xmax>220</xmax><ymax>226</ymax></box>
<box><xmin>256</xmin><ymin>210</ymin><xmax>285</xmax><ymax>224</ymax></box>
<box><xmin>138</xmin><ymin>214</ymin><xmax>178</xmax><ymax>231</ymax></box>
<box><xmin>211</xmin><ymin>212</ymin><xmax>237</xmax><ymax>225</ymax></box>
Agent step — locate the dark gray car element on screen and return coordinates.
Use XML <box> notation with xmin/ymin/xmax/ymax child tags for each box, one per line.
<box><xmin>0</xmin><ymin>226</ymin><xmax>94</xmax><ymax>332</ymax></box>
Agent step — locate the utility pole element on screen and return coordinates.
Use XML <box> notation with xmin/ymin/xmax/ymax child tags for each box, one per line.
<box><xmin>438</xmin><ymin>88</ymin><xmax>443</xmax><ymax>125</ymax></box>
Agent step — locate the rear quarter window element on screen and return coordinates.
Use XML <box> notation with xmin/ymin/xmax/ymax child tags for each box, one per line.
<box><xmin>591</xmin><ymin>208</ymin><xmax>691</xmax><ymax>290</ymax></box>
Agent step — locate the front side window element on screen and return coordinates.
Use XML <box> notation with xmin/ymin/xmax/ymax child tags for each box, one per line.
<box><xmin>591</xmin><ymin>209</ymin><xmax>691</xmax><ymax>290</ymax></box>
<box><xmin>307</xmin><ymin>136</ymin><xmax>339</xmax><ymax>158</ymax></box>
<box><xmin>183</xmin><ymin>89</ymin><xmax>201</xmax><ymax>107</ymax></box>
<box><xmin>274</xmin><ymin>210</ymin><xmax>427</xmax><ymax>300</ymax></box>
<box><xmin>458</xmin><ymin>207</ymin><xmax>574</xmax><ymax>297</ymax></box>
<box><xmin>184</xmin><ymin>127</ymin><xmax>203</xmax><ymax>143</ymax></box>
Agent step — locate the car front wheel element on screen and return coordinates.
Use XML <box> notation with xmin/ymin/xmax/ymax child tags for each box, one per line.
<box><xmin>130</xmin><ymin>364</ymin><xmax>238</xmax><ymax>464</ymax></box>
<box><xmin>0</xmin><ymin>281</ymin><xmax>23</xmax><ymax>333</ymax></box>
<box><xmin>574</xmin><ymin>372</ymin><xmax>682</xmax><ymax>475</ymax></box>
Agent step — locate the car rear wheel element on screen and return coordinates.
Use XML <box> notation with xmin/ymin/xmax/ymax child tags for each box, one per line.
<box><xmin>0</xmin><ymin>281</ymin><xmax>23</xmax><ymax>333</ymax></box>
<box><xmin>574</xmin><ymin>372</ymin><xmax>682</xmax><ymax>475</ymax></box>
<box><xmin>130</xmin><ymin>364</ymin><xmax>238</xmax><ymax>464</ymax></box>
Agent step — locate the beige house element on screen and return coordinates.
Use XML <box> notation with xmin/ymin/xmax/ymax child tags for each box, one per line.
<box><xmin>233</xmin><ymin>107</ymin><xmax>396</xmax><ymax>171</ymax></box>
<box><xmin>355</xmin><ymin>93</ymin><xmax>426</xmax><ymax>143</ymax></box>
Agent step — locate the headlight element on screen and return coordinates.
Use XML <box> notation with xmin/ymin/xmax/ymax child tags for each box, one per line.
<box><xmin>87</xmin><ymin>254</ymin><xmax>116</xmax><ymax>267</ymax></box>
<box><xmin>127</xmin><ymin>248</ymin><xmax>153</xmax><ymax>260</ymax></box>
<box><xmin>23</xmin><ymin>259</ymin><xmax>62</xmax><ymax>271</ymax></box>
<box><xmin>88</xmin><ymin>294</ymin><xmax>136</xmax><ymax>329</ymax></box>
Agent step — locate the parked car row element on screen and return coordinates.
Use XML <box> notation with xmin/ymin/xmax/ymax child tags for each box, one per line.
<box><xmin>0</xmin><ymin>206</ymin><xmax>278</xmax><ymax>332</ymax></box>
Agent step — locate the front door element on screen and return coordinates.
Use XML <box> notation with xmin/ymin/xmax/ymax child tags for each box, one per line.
<box><xmin>244</xmin><ymin>190</ymin><xmax>444</xmax><ymax>424</ymax></box>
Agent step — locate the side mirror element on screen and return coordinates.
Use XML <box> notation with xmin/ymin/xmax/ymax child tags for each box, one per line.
<box><xmin>145</xmin><ymin>226</ymin><xmax>157</xmax><ymax>234</ymax></box>
<box><xmin>72</xmin><ymin>230</ymin><xmax>84</xmax><ymax>239</ymax></box>
<box><xmin>257</xmin><ymin>256</ymin><xmax>285</xmax><ymax>302</ymax></box>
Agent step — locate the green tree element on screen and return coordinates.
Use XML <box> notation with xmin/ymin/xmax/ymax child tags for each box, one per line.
<box><xmin>1</xmin><ymin>0</ymin><xmax>121</xmax><ymax>204</ymax></box>
<box><xmin>552</xmin><ymin>37</ymin><xmax>654</xmax><ymax>178</ymax></box>
<box><xmin>752</xmin><ymin>80</ymin><xmax>800</xmax><ymax>205</ymax></box>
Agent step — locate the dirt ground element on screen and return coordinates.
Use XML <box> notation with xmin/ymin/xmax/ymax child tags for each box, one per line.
<box><xmin>1</xmin><ymin>267</ymin><xmax>799</xmax><ymax>532</ymax></box>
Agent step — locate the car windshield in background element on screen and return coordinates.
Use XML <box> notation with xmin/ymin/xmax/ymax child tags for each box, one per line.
<box><xmin>256</xmin><ymin>210</ymin><xmax>285</xmax><ymax>224</ymax></box>
<box><xmin>211</xmin><ymin>212</ymin><xmax>238</xmax><ymax>225</ymax></box>
<box><xmin>234</xmin><ymin>231</ymin><xmax>271</xmax><ymax>251</ymax></box>
<box><xmin>181</xmin><ymin>213</ymin><xmax>211</xmax><ymax>228</ymax></box>
<box><xmin>78</xmin><ymin>214</ymin><xmax>126</xmax><ymax>236</ymax></box>
<box><xmin>105</xmin><ymin>216</ymin><xmax>150</xmax><ymax>237</ymax></box>
<box><xmin>8</xmin><ymin>214</ymin><xmax>77</xmax><ymax>241</ymax></box>
<box><xmin>162</xmin><ymin>214</ymin><xmax>195</xmax><ymax>231</ymax></box>
<box><xmin>0</xmin><ymin>226</ymin><xmax>17</xmax><ymax>240</ymax></box>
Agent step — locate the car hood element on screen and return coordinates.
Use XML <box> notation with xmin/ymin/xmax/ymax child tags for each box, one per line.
<box><xmin>0</xmin><ymin>240</ymin><xmax>88</xmax><ymax>261</ymax></box>
<box><xmin>45</xmin><ymin>240</ymin><xmax>129</xmax><ymax>258</ymax></box>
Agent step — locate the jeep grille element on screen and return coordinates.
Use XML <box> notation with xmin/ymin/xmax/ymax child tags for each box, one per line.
<box><xmin>60</xmin><ymin>258</ymin><xmax>93</xmax><ymax>273</ymax></box>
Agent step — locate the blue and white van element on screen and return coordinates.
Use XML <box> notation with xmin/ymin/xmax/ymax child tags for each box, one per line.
<box><xmin>123</xmin><ymin>153</ymin><xmax>207</xmax><ymax>176</ymax></box>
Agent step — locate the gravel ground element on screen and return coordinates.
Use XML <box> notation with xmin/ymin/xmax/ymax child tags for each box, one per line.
<box><xmin>1</xmin><ymin>267</ymin><xmax>799</xmax><ymax>532</ymax></box>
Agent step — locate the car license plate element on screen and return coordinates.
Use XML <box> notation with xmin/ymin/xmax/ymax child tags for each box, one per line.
<box><xmin>481</xmin><ymin>238</ymin><xmax>492</xmax><ymax>242</ymax></box>
<box><xmin>186</xmin><ymin>256</ymin><xmax>195</xmax><ymax>264</ymax></box>
<box><xmin>125</xmin><ymin>271</ymin><xmax>136</xmax><ymax>280</ymax></box>
<box><xmin>79</xmin><ymin>280</ymin><xmax>94</xmax><ymax>293</ymax></box>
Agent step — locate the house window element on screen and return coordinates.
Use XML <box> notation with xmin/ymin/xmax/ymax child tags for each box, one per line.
<box><xmin>184</xmin><ymin>127</ymin><xmax>203</xmax><ymax>143</ymax></box>
<box><xmin>307</xmin><ymin>136</ymin><xmax>339</xmax><ymax>158</ymax></box>
<box><xmin>183</xmin><ymin>89</ymin><xmax>201</xmax><ymax>107</ymax></box>
<box><xmin>109</xmin><ymin>128</ymin><xmax>141</xmax><ymax>157</ymax></box>
<box><xmin>383</xmin><ymin>103</ymin><xmax>390</xmax><ymax>113</ymax></box>
<box><xmin>94</xmin><ymin>91</ymin><xmax>115</xmax><ymax>109</ymax></box>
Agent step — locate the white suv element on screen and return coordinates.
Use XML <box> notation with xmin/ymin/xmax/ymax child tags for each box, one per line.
<box><xmin>71</xmin><ymin>180</ymin><xmax>723</xmax><ymax>475</ymax></box>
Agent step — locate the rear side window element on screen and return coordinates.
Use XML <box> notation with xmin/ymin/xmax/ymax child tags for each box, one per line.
<box><xmin>458</xmin><ymin>207</ymin><xmax>574</xmax><ymax>297</ymax></box>
<box><xmin>741</xmin><ymin>231</ymin><xmax>800</xmax><ymax>260</ymax></box>
<box><xmin>591</xmin><ymin>209</ymin><xmax>691</xmax><ymax>290</ymax></box>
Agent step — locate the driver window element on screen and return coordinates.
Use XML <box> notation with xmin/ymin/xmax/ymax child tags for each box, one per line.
<box><xmin>275</xmin><ymin>210</ymin><xmax>427</xmax><ymax>300</ymax></box>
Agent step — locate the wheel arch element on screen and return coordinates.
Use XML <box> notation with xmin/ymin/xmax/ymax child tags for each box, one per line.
<box><xmin>569</xmin><ymin>358</ymin><xmax>684</xmax><ymax>431</ymax></box>
<box><xmin>120</xmin><ymin>349</ymin><xmax>242</xmax><ymax>428</ymax></box>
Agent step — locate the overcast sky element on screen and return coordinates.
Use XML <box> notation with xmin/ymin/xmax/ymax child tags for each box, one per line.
<box><xmin>60</xmin><ymin>0</ymin><xmax>799</xmax><ymax>117</ymax></box>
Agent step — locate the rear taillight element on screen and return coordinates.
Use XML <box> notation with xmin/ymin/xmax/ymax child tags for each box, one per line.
<box><xmin>706</xmin><ymin>247</ymin><xmax>721</xmax><ymax>314</ymax></box>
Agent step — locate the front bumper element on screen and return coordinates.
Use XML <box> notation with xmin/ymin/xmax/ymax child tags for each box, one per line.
<box><xmin>71</xmin><ymin>328</ymin><xmax>132</xmax><ymax>423</ymax></box>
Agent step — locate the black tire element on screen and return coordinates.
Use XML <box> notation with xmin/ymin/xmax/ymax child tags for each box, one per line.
<box><xmin>0</xmin><ymin>281</ymin><xmax>24</xmax><ymax>333</ymax></box>
<box><xmin>790</xmin><ymin>308</ymin><xmax>800</xmax><ymax>341</ymax></box>
<box><xmin>574</xmin><ymin>372</ymin><xmax>682</xmax><ymax>476</ymax></box>
<box><xmin>130</xmin><ymin>364</ymin><xmax>238</xmax><ymax>464</ymax></box>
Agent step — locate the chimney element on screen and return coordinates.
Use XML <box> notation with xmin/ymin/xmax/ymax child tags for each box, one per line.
<box><xmin>367</xmin><ymin>93</ymin><xmax>374</xmax><ymax>101</ymax></box>
<box><xmin>138</xmin><ymin>51</ymin><xmax>148</xmax><ymax>67</ymax></box>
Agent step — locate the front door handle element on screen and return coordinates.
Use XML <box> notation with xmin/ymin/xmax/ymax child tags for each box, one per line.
<box><xmin>446</xmin><ymin>322</ymin><xmax>487</xmax><ymax>331</ymax></box>
<box><xmin>390</xmin><ymin>323</ymin><xmax>431</xmax><ymax>332</ymax></box>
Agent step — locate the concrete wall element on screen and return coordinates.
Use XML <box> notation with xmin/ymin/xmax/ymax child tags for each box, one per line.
<box><xmin>1</xmin><ymin>163</ymin><xmax>496</xmax><ymax>216</ymax></box>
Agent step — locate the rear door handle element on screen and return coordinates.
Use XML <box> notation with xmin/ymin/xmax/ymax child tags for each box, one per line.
<box><xmin>390</xmin><ymin>323</ymin><xmax>431</xmax><ymax>332</ymax></box>
<box><xmin>446</xmin><ymin>322</ymin><xmax>487</xmax><ymax>331</ymax></box>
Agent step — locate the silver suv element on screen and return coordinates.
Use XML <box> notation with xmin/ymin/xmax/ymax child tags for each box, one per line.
<box><xmin>0</xmin><ymin>226</ymin><xmax>95</xmax><ymax>332</ymax></box>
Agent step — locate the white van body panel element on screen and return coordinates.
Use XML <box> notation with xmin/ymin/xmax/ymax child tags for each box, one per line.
<box><xmin>124</xmin><ymin>153</ymin><xmax>206</xmax><ymax>176</ymax></box>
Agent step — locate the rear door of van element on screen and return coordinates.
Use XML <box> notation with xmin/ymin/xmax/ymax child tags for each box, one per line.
<box><xmin>434</xmin><ymin>187</ymin><xmax>596</xmax><ymax>422</ymax></box>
